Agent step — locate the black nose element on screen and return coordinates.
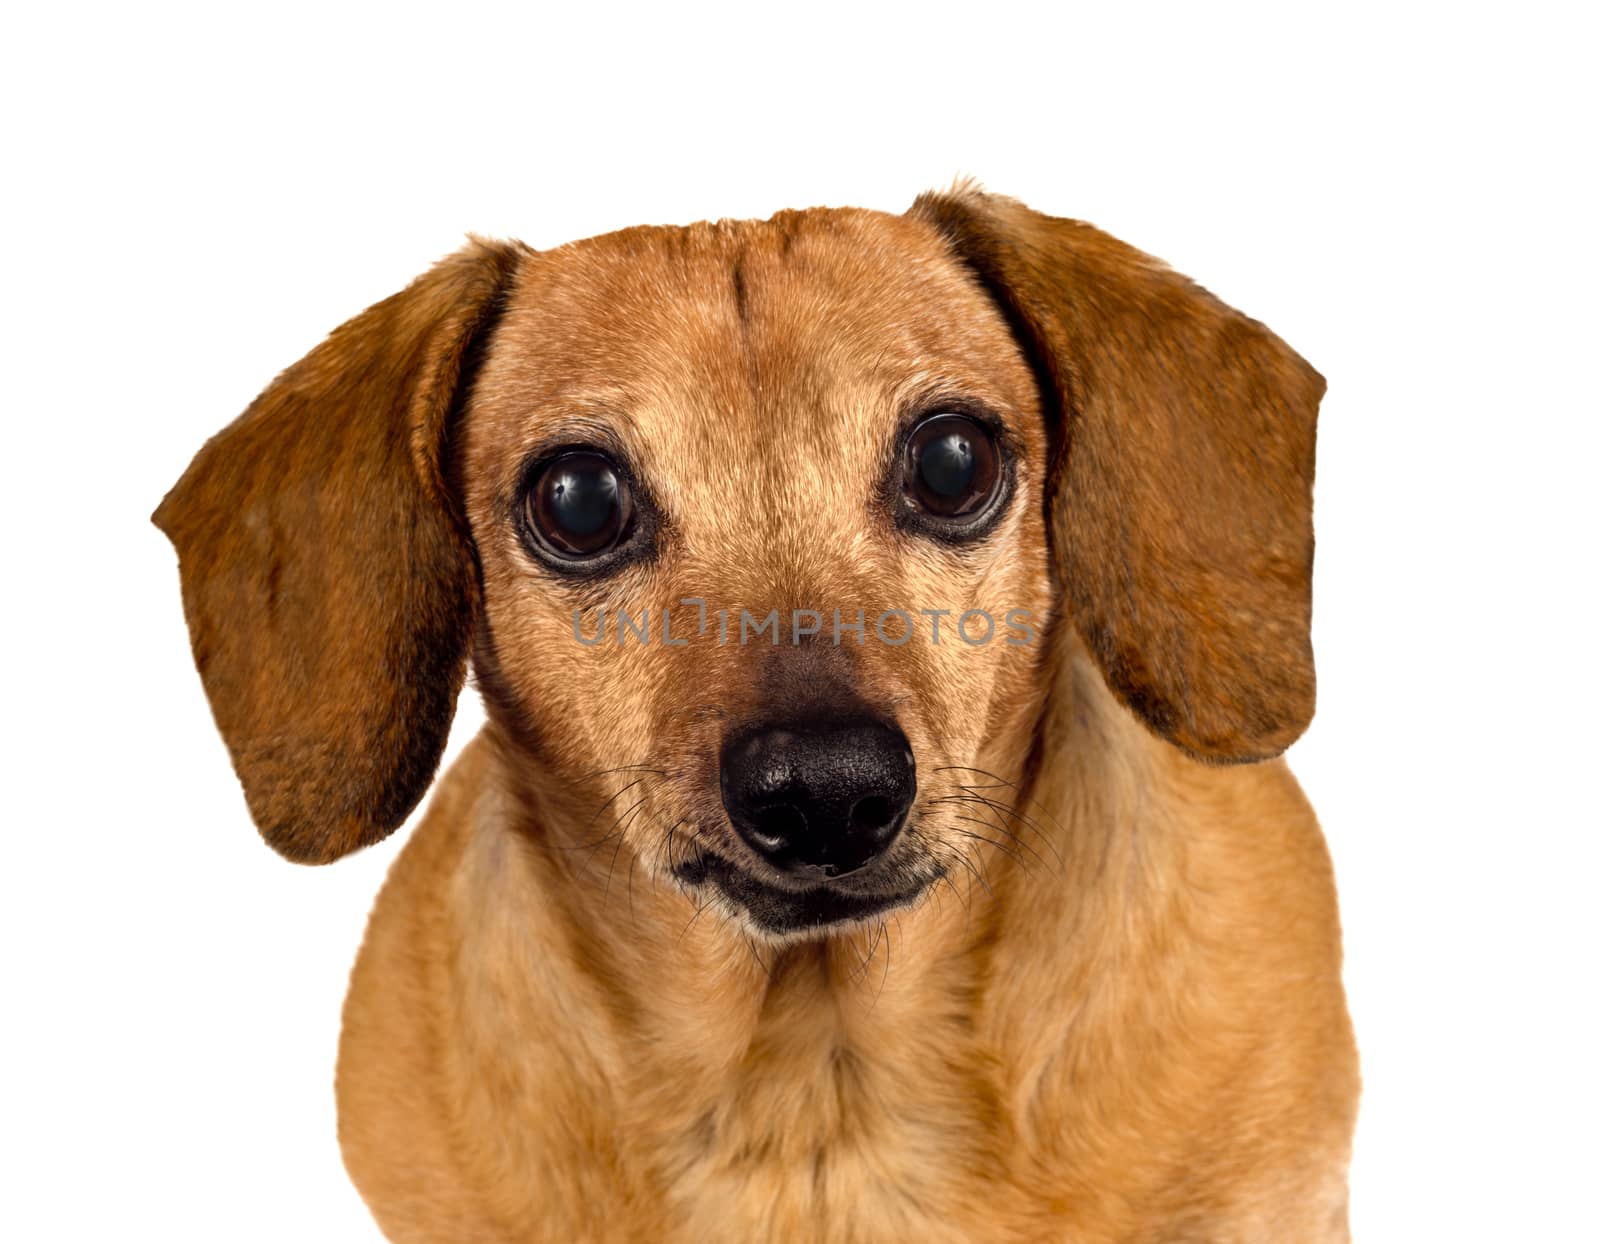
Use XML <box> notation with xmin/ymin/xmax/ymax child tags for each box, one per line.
<box><xmin>719</xmin><ymin>719</ymin><xmax>916</xmax><ymax>880</ymax></box>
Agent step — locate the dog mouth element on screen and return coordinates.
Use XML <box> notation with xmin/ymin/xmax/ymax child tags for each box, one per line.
<box><xmin>672</xmin><ymin>848</ymin><xmax>944</xmax><ymax>936</ymax></box>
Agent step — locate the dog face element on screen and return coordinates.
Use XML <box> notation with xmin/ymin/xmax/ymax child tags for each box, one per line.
<box><xmin>155</xmin><ymin>186</ymin><xmax>1323</xmax><ymax>942</ymax></box>
<box><xmin>458</xmin><ymin>209</ymin><xmax>1053</xmax><ymax>937</ymax></box>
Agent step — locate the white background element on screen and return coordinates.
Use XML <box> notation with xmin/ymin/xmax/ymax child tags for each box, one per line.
<box><xmin>4</xmin><ymin>3</ymin><xmax>1595</xmax><ymax>1240</ymax></box>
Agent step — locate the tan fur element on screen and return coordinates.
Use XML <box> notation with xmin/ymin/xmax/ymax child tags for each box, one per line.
<box><xmin>156</xmin><ymin>188</ymin><xmax>1359</xmax><ymax>1242</ymax></box>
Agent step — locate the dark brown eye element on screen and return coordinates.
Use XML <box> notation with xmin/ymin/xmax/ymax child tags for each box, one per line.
<box><xmin>903</xmin><ymin>413</ymin><xmax>1001</xmax><ymax>520</ymax></box>
<box><xmin>524</xmin><ymin>450</ymin><xmax>632</xmax><ymax>559</ymax></box>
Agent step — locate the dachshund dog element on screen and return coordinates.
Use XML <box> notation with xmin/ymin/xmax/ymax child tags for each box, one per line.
<box><xmin>155</xmin><ymin>184</ymin><xmax>1359</xmax><ymax>1242</ymax></box>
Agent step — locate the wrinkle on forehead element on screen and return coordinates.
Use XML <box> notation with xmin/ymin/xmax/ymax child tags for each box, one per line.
<box><xmin>470</xmin><ymin>207</ymin><xmax>1040</xmax><ymax>587</ymax></box>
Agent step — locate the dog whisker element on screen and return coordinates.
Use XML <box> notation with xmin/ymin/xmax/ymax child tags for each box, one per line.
<box><xmin>585</xmin><ymin>774</ymin><xmax>652</xmax><ymax>827</ymax></box>
<box><xmin>939</xmin><ymin>844</ymin><xmax>987</xmax><ymax>906</ymax></box>
<box><xmin>601</xmin><ymin>794</ymin><xmax>658</xmax><ymax>903</ymax></box>
<box><xmin>957</xmin><ymin>843</ymin><xmax>995</xmax><ymax>906</ymax></box>
<box><xmin>678</xmin><ymin>893</ymin><xmax>714</xmax><ymax>942</ymax></box>
<box><xmin>552</xmin><ymin>782</ymin><xmax>659</xmax><ymax>855</ymax></box>
<box><xmin>953</xmin><ymin>794</ymin><xmax>1064</xmax><ymax>868</ymax></box>
<box><xmin>934</xmin><ymin>765</ymin><xmax>1069</xmax><ymax>842</ymax></box>
<box><xmin>847</xmin><ymin>927</ymin><xmax>875</xmax><ymax>984</ymax></box>
<box><xmin>625</xmin><ymin>841</ymin><xmax>642</xmax><ymax>921</ymax></box>
<box><xmin>932</xmin><ymin>794</ymin><xmax>1041</xmax><ymax>854</ymax></box>
<box><xmin>941</xmin><ymin>806</ymin><xmax>1048</xmax><ymax>873</ymax></box>
<box><xmin>572</xmin><ymin>762</ymin><xmax>673</xmax><ymax>783</ymax></box>
<box><xmin>951</xmin><ymin>825</ymin><xmax>1033</xmax><ymax>873</ymax></box>
<box><xmin>874</xmin><ymin>915</ymin><xmax>899</xmax><ymax>1009</ymax></box>
<box><xmin>928</xmin><ymin>783</ymin><xmax>1065</xmax><ymax>869</ymax></box>
<box><xmin>659</xmin><ymin>820</ymin><xmax>694</xmax><ymax>885</ymax></box>
<box><xmin>739</xmin><ymin>929</ymin><xmax>774</xmax><ymax>982</ymax></box>
<box><xmin>932</xmin><ymin>784</ymin><xmax>1056</xmax><ymax>846</ymax></box>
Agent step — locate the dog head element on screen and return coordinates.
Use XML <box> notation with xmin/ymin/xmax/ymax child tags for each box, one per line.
<box><xmin>155</xmin><ymin>186</ymin><xmax>1321</xmax><ymax>940</ymax></box>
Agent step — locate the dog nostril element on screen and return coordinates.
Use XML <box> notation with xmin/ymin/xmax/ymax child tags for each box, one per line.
<box><xmin>848</xmin><ymin>795</ymin><xmax>894</xmax><ymax>834</ymax></box>
<box><xmin>752</xmin><ymin>803</ymin><xmax>806</xmax><ymax>852</ymax></box>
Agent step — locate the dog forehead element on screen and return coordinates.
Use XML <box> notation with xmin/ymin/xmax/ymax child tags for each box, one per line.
<box><xmin>477</xmin><ymin>208</ymin><xmax>1035</xmax><ymax>489</ymax></box>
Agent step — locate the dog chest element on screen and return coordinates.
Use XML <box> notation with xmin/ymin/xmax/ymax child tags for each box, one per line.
<box><xmin>647</xmin><ymin>1034</ymin><xmax>1011</xmax><ymax>1244</ymax></box>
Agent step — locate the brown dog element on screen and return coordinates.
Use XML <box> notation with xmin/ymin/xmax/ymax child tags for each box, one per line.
<box><xmin>155</xmin><ymin>184</ymin><xmax>1358</xmax><ymax>1242</ymax></box>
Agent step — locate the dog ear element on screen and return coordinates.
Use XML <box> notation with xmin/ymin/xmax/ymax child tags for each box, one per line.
<box><xmin>154</xmin><ymin>239</ymin><xmax>523</xmax><ymax>862</ymax></box>
<box><xmin>911</xmin><ymin>186</ymin><xmax>1323</xmax><ymax>762</ymax></box>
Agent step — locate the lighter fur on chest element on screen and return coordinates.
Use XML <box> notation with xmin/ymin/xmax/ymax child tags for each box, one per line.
<box><xmin>439</xmin><ymin>805</ymin><xmax>1011</xmax><ymax>1242</ymax></box>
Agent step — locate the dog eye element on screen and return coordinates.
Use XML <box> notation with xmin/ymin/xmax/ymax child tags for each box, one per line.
<box><xmin>523</xmin><ymin>450</ymin><xmax>632</xmax><ymax>560</ymax></box>
<box><xmin>903</xmin><ymin>414</ymin><xmax>1001</xmax><ymax>521</ymax></box>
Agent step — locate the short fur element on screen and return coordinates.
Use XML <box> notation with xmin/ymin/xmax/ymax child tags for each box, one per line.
<box><xmin>156</xmin><ymin>185</ymin><xmax>1359</xmax><ymax>1242</ymax></box>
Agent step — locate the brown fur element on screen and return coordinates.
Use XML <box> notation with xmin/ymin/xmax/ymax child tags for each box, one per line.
<box><xmin>155</xmin><ymin>185</ymin><xmax>1359</xmax><ymax>1242</ymax></box>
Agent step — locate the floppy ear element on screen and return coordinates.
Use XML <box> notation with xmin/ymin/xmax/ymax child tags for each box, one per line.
<box><xmin>154</xmin><ymin>239</ymin><xmax>523</xmax><ymax>862</ymax></box>
<box><xmin>911</xmin><ymin>186</ymin><xmax>1323</xmax><ymax>762</ymax></box>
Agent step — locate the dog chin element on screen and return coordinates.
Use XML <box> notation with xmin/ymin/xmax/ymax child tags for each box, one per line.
<box><xmin>672</xmin><ymin>849</ymin><xmax>944</xmax><ymax>940</ymax></box>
